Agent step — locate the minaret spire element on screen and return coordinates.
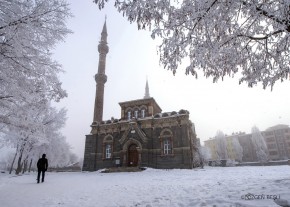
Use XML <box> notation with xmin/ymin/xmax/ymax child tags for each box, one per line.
<box><xmin>93</xmin><ymin>20</ymin><xmax>109</xmax><ymax>123</ymax></box>
<box><xmin>101</xmin><ymin>19</ymin><xmax>107</xmax><ymax>43</ymax></box>
<box><xmin>144</xmin><ymin>79</ymin><xmax>150</xmax><ymax>99</ymax></box>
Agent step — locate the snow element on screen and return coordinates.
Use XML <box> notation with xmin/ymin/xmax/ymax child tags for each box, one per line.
<box><xmin>0</xmin><ymin>166</ymin><xmax>289</xmax><ymax>207</ymax></box>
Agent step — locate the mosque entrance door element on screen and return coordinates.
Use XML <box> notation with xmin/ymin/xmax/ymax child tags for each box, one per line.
<box><xmin>128</xmin><ymin>144</ymin><xmax>138</xmax><ymax>167</ymax></box>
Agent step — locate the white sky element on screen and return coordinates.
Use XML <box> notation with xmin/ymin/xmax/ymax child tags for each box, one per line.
<box><xmin>53</xmin><ymin>1</ymin><xmax>290</xmax><ymax>158</ymax></box>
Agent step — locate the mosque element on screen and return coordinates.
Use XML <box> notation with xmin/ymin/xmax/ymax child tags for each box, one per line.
<box><xmin>82</xmin><ymin>21</ymin><xmax>199</xmax><ymax>171</ymax></box>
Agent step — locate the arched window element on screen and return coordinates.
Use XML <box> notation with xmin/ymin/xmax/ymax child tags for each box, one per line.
<box><xmin>105</xmin><ymin>144</ymin><xmax>112</xmax><ymax>158</ymax></box>
<box><xmin>160</xmin><ymin>129</ymin><xmax>174</xmax><ymax>156</ymax></box>
<box><xmin>163</xmin><ymin>138</ymin><xmax>171</xmax><ymax>155</ymax></box>
<box><xmin>103</xmin><ymin>135</ymin><xmax>113</xmax><ymax>159</ymax></box>
<box><xmin>141</xmin><ymin>109</ymin><xmax>145</xmax><ymax>118</ymax></box>
<box><xmin>134</xmin><ymin>110</ymin><xmax>138</xmax><ymax>119</ymax></box>
<box><xmin>125</xmin><ymin>107</ymin><xmax>133</xmax><ymax>120</ymax></box>
<box><xmin>127</xmin><ymin>111</ymin><xmax>131</xmax><ymax>120</ymax></box>
<box><xmin>140</xmin><ymin>105</ymin><xmax>147</xmax><ymax>118</ymax></box>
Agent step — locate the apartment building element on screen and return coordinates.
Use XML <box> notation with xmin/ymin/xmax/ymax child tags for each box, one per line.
<box><xmin>204</xmin><ymin>124</ymin><xmax>290</xmax><ymax>162</ymax></box>
<box><xmin>262</xmin><ymin>125</ymin><xmax>290</xmax><ymax>160</ymax></box>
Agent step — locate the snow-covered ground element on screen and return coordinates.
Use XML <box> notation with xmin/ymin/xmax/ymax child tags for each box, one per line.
<box><xmin>0</xmin><ymin>166</ymin><xmax>289</xmax><ymax>207</ymax></box>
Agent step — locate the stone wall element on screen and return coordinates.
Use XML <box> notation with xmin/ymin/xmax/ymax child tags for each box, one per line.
<box><xmin>83</xmin><ymin>115</ymin><xmax>197</xmax><ymax>171</ymax></box>
<box><xmin>82</xmin><ymin>134</ymin><xmax>97</xmax><ymax>171</ymax></box>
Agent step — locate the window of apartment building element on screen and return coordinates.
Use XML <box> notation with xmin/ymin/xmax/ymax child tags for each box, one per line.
<box><xmin>277</xmin><ymin>135</ymin><xmax>283</xmax><ymax>141</ymax></box>
<box><xmin>134</xmin><ymin>110</ymin><xmax>138</xmax><ymax>119</ymax></box>
<box><xmin>267</xmin><ymin>143</ymin><xmax>276</xmax><ymax>149</ymax></box>
<box><xmin>269</xmin><ymin>151</ymin><xmax>278</xmax><ymax>156</ymax></box>
<box><xmin>267</xmin><ymin>137</ymin><xmax>275</xmax><ymax>142</ymax></box>
<box><xmin>265</xmin><ymin>132</ymin><xmax>273</xmax><ymax>136</ymax></box>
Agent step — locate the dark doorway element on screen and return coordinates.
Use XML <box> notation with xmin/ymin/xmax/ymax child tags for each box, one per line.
<box><xmin>128</xmin><ymin>144</ymin><xmax>138</xmax><ymax>167</ymax></box>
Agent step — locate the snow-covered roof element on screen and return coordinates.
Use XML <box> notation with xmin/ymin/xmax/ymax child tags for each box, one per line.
<box><xmin>265</xmin><ymin>124</ymin><xmax>289</xmax><ymax>131</ymax></box>
<box><xmin>99</xmin><ymin>110</ymin><xmax>189</xmax><ymax>125</ymax></box>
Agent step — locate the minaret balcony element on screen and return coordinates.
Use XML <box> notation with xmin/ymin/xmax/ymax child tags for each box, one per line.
<box><xmin>98</xmin><ymin>44</ymin><xmax>109</xmax><ymax>54</ymax></box>
<box><xmin>95</xmin><ymin>73</ymin><xmax>107</xmax><ymax>84</ymax></box>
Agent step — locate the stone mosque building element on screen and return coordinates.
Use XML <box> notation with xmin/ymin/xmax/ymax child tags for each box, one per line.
<box><xmin>82</xmin><ymin>21</ymin><xmax>199</xmax><ymax>171</ymax></box>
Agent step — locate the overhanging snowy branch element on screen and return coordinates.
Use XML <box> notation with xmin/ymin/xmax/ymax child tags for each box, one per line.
<box><xmin>94</xmin><ymin>0</ymin><xmax>290</xmax><ymax>89</ymax></box>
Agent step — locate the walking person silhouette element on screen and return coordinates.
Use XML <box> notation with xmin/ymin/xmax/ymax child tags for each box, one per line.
<box><xmin>37</xmin><ymin>154</ymin><xmax>48</xmax><ymax>183</ymax></box>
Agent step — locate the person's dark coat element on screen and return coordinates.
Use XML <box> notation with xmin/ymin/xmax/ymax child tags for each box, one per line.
<box><xmin>37</xmin><ymin>154</ymin><xmax>48</xmax><ymax>171</ymax></box>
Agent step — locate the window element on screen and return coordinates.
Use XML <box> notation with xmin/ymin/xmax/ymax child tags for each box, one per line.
<box><xmin>105</xmin><ymin>144</ymin><xmax>112</xmax><ymax>158</ymax></box>
<box><xmin>265</xmin><ymin>132</ymin><xmax>274</xmax><ymax>136</ymax></box>
<box><xmin>269</xmin><ymin>151</ymin><xmax>278</xmax><ymax>156</ymax></box>
<box><xmin>103</xmin><ymin>135</ymin><xmax>113</xmax><ymax>159</ymax></box>
<box><xmin>267</xmin><ymin>143</ymin><xmax>276</xmax><ymax>149</ymax></box>
<box><xmin>134</xmin><ymin>110</ymin><xmax>138</xmax><ymax>119</ymax></box>
<box><xmin>141</xmin><ymin>109</ymin><xmax>145</xmax><ymax>118</ymax></box>
<box><xmin>127</xmin><ymin>111</ymin><xmax>131</xmax><ymax>120</ymax></box>
<box><xmin>160</xmin><ymin>129</ymin><xmax>173</xmax><ymax>156</ymax></box>
<box><xmin>163</xmin><ymin>138</ymin><xmax>172</xmax><ymax>155</ymax></box>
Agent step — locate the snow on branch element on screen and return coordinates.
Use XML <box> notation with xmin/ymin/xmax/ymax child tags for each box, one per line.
<box><xmin>94</xmin><ymin>0</ymin><xmax>290</xmax><ymax>89</ymax></box>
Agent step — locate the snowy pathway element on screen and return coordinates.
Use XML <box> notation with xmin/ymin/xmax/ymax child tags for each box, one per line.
<box><xmin>0</xmin><ymin>166</ymin><xmax>289</xmax><ymax>207</ymax></box>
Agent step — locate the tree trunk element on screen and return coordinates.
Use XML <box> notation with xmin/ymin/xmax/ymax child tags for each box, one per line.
<box><xmin>28</xmin><ymin>159</ymin><xmax>33</xmax><ymax>172</ymax></box>
<box><xmin>22</xmin><ymin>153</ymin><xmax>30</xmax><ymax>174</ymax></box>
<box><xmin>15</xmin><ymin>151</ymin><xmax>23</xmax><ymax>175</ymax></box>
<box><xmin>22</xmin><ymin>159</ymin><xmax>28</xmax><ymax>174</ymax></box>
<box><xmin>9</xmin><ymin>151</ymin><xmax>18</xmax><ymax>174</ymax></box>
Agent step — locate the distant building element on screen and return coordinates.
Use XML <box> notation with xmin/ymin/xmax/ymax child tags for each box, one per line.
<box><xmin>82</xmin><ymin>21</ymin><xmax>198</xmax><ymax>171</ymax></box>
<box><xmin>204</xmin><ymin>125</ymin><xmax>290</xmax><ymax>163</ymax></box>
<box><xmin>262</xmin><ymin>125</ymin><xmax>290</xmax><ymax>160</ymax></box>
<box><xmin>205</xmin><ymin>133</ymin><xmax>258</xmax><ymax>162</ymax></box>
<box><xmin>236</xmin><ymin>133</ymin><xmax>257</xmax><ymax>162</ymax></box>
<box><xmin>204</xmin><ymin>133</ymin><xmax>252</xmax><ymax>162</ymax></box>
<box><xmin>204</xmin><ymin>139</ymin><xmax>218</xmax><ymax>160</ymax></box>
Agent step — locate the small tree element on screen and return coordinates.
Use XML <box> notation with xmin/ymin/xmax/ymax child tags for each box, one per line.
<box><xmin>232</xmin><ymin>137</ymin><xmax>243</xmax><ymax>162</ymax></box>
<box><xmin>215</xmin><ymin>130</ymin><xmax>228</xmax><ymax>161</ymax></box>
<box><xmin>251</xmin><ymin>126</ymin><xmax>269</xmax><ymax>163</ymax></box>
<box><xmin>199</xmin><ymin>146</ymin><xmax>211</xmax><ymax>165</ymax></box>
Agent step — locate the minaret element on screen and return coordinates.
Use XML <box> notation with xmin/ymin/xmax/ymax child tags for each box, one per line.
<box><xmin>93</xmin><ymin>20</ymin><xmax>109</xmax><ymax>123</ymax></box>
<box><xmin>144</xmin><ymin>79</ymin><xmax>150</xmax><ymax>99</ymax></box>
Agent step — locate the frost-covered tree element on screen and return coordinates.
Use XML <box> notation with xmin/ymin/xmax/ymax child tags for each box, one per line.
<box><xmin>0</xmin><ymin>0</ymin><xmax>71</xmax><ymax>130</ymax></box>
<box><xmin>232</xmin><ymin>136</ymin><xmax>243</xmax><ymax>162</ymax></box>
<box><xmin>3</xmin><ymin>101</ymin><xmax>47</xmax><ymax>174</ymax></box>
<box><xmin>215</xmin><ymin>130</ymin><xmax>228</xmax><ymax>160</ymax></box>
<box><xmin>251</xmin><ymin>126</ymin><xmax>269</xmax><ymax>163</ymax></box>
<box><xmin>0</xmin><ymin>1</ymin><xmax>75</xmax><ymax>173</ymax></box>
<box><xmin>41</xmin><ymin>134</ymin><xmax>71</xmax><ymax>167</ymax></box>
<box><xmin>95</xmin><ymin>0</ymin><xmax>290</xmax><ymax>89</ymax></box>
<box><xmin>3</xmin><ymin>102</ymin><xmax>69</xmax><ymax>174</ymax></box>
<box><xmin>199</xmin><ymin>146</ymin><xmax>211</xmax><ymax>165</ymax></box>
